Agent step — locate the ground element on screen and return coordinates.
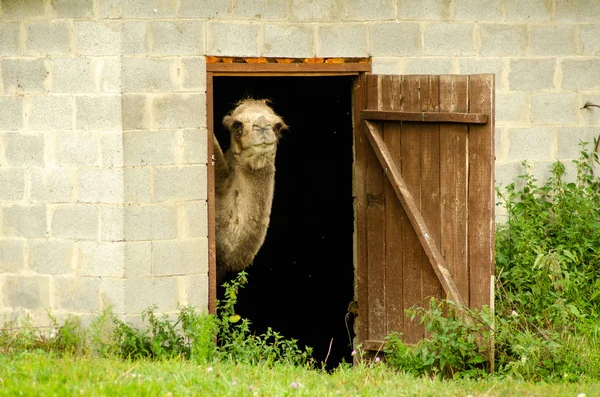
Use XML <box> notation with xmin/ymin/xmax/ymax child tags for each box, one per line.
<box><xmin>1</xmin><ymin>351</ymin><xmax>596</xmax><ymax>397</ymax></box>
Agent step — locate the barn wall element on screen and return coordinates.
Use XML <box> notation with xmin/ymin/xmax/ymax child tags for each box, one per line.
<box><xmin>1</xmin><ymin>0</ymin><xmax>599</xmax><ymax>323</ymax></box>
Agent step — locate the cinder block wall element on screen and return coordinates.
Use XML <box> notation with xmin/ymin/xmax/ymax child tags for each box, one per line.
<box><xmin>1</xmin><ymin>0</ymin><xmax>599</xmax><ymax>323</ymax></box>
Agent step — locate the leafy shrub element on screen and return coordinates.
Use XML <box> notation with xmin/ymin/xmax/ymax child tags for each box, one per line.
<box><xmin>384</xmin><ymin>298</ymin><xmax>492</xmax><ymax>379</ymax></box>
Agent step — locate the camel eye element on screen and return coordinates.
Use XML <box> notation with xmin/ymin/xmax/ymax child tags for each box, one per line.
<box><xmin>274</xmin><ymin>123</ymin><xmax>283</xmax><ymax>132</ymax></box>
<box><xmin>233</xmin><ymin>120</ymin><xmax>243</xmax><ymax>130</ymax></box>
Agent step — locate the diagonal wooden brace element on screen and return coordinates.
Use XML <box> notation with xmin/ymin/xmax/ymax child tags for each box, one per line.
<box><xmin>363</xmin><ymin>120</ymin><xmax>467</xmax><ymax>308</ymax></box>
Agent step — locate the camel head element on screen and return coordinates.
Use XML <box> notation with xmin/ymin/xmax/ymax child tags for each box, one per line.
<box><xmin>223</xmin><ymin>99</ymin><xmax>288</xmax><ymax>170</ymax></box>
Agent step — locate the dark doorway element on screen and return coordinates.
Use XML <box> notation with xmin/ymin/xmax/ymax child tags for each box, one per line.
<box><xmin>213</xmin><ymin>76</ymin><xmax>354</xmax><ymax>369</ymax></box>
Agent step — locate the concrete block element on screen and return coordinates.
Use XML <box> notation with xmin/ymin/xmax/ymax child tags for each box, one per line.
<box><xmin>125</xmin><ymin>277</ymin><xmax>179</xmax><ymax>313</ymax></box>
<box><xmin>530</xmin><ymin>25</ymin><xmax>575</xmax><ymax>56</ymax></box>
<box><xmin>54</xmin><ymin>131</ymin><xmax>99</xmax><ymax>166</ymax></box>
<box><xmin>4</xmin><ymin>133</ymin><xmax>44</xmax><ymax>166</ymax></box>
<box><xmin>50</xmin><ymin>0</ymin><xmax>94</xmax><ymax>18</ymax></box>
<box><xmin>0</xmin><ymin>0</ymin><xmax>45</xmax><ymax>19</ymax></box>
<box><xmin>76</xmin><ymin>95</ymin><xmax>122</xmax><ymax>131</ymax></box>
<box><xmin>531</xmin><ymin>92</ymin><xmax>578</xmax><ymax>125</ymax></box>
<box><xmin>123</xmin><ymin>130</ymin><xmax>176</xmax><ymax>166</ymax></box>
<box><xmin>0</xmin><ymin>168</ymin><xmax>24</xmax><ymax>201</ymax></box>
<box><xmin>263</xmin><ymin>24</ymin><xmax>314</xmax><ymax>57</ymax></box>
<box><xmin>25</xmin><ymin>21</ymin><xmax>70</xmax><ymax>56</ymax></box>
<box><xmin>556</xmin><ymin>127</ymin><xmax>599</xmax><ymax>159</ymax></box>
<box><xmin>405</xmin><ymin>58</ymin><xmax>453</xmax><ymax>74</ymax></box>
<box><xmin>29</xmin><ymin>96</ymin><xmax>73</xmax><ymax>131</ymax></box>
<box><xmin>55</xmin><ymin>276</ymin><xmax>100</xmax><ymax>312</ymax></box>
<box><xmin>50</xmin><ymin>58</ymin><xmax>96</xmax><ymax>93</ymax></box>
<box><xmin>78</xmin><ymin>169</ymin><xmax>124</xmax><ymax>204</ymax></box>
<box><xmin>556</xmin><ymin>0</ymin><xmax>600</xmax><ymax>22</ymax></box>
<box><xmin>371</xmin><ymin>58</ymin><xmax>402</xmax><ymax>74</ymax></box>
<box><xmin>122</xmin><ymin>94</ymin><xmax>149</xmax><ymax>130</ymax></box>
<box><xmin>51</xmin><ymin>205</ymin><xmax>98</xmax><ymax>240</ymax></box>
<box><xmin>180</xmin><ymin>274</ymin><xmax>208</xmax><ymax>309</ymax></box>
<box><xmin>0</xmin><ymin>97</ymin><xmax>23</xmax><ymax>130</ymax></box>
<box><xmin>495</xmin><ymin>161</ymin><xmax>526</xmax><ymax>189</ymax></box>
<box><xmin>79</xmin><ymin>242</ymin><xmax>125</xmax><ymax>277</ymax></box>
<box><xmin>151</xmin><ymin>94</ymin><xmax>205</xmax><ymax>130</ymax></box>
<box><xmin>495</xmin><ymin>92</ymin><xmax>529</xmax><ymax>125</ymax></box>
<box><xmin>344</xmin><ymin>0</ymin><xmax>395</xmax><ymax>21</ymax></box>
<box><xmin>317</xmin><ymin>24</ymin><xmax>368</xmax><ymax>58</ymax></box>
<box><xmin>153</xmin><ymin>238</ymin><xmax>208</xmax><ymax>276</ymax></box>
<box><xmin>122</xmin><ymin>57</ymin><xmax>176</xmax><ymax>93</ymax></box>
<box><xmin>99</xmin><ymin>58</ymin><xmax>121</xmax><ymax>93</ymax></box>
<box><xmin>370</xmin><ymin>23</ymin><xmax>421</xmax><ymax>56</ymax></box>
<box><xmin>507</xmin><ymin>127</ymin><xmax>554</xmax><ymax>161</ymax></box>
<box><xmin>1</xmin><ymin>58</ymin><xmax>47</xmax><ymax>93</ymax></box>
<box><xmin>235</xmin><ymin>0</ymin><xmax>286</xmax><ymax>20</ymax></box>
<box><xmin>561</xmin><ymin>59</ymin><xmax>600</xmax><ymax>91</ymax></box>
<box><xmin>503</xmin><ymin>0</ymin><xmax>552</xmax><ymax>21</ymax></box>
<box><xmin>180</xmin><ymin>57</ymin><xmax>207</xmax><ymax>92</ymax></box>
<box><xmin>581</xmin><ymin>94</ymin><xmax>600</xmax><ymax>125</ymax></box>
<box><xmin>122</xmin><ymin>22</ymin><xmax>148</xmax><ymax>55</ymax></box>
<box><xmin>97</xmin><ymin>0</ymin><xmax>122</xmax><ymax>18</ymax></box>
<box><xmin>0</xmin><ymin>22</ymin><xmax>20</xmax><ymax>56</ymax></box>
<box><xmin>124</xmin><ymin>205</ymin><xmax>178</xmax><ymax>241</ymax></box>
<box><xmin>179</xmin><ymin>0</ymin><xmax>231</xmax><ymax>18</ymax></box>
<box><xmin>290</xmin><ymin>0</ymin><xmax>342</xmax><ymax>22</ymax></box>
<box><xmin>75</xmin><ymin>21</ymin><xmax>121</xmax><ymax>56</ymax></box>
<box><xmin>154</xmin><ymin>166</ymin><xmax>207</xmax><ymax>202</ymax></box>
<box><xmin>207</xmin><ymin>22</ymin><xmax>260</xmax><ymax>57</ymax></box>
<box><xmin>123</xmin><ymin>242</ymin><xmax>152</xmax><ymax>277</ymax></box>
<box><xmin>479</xmin><ymin>24</ymin><xmax>527</xmax><ymax>56</ymax></box>
<box><xmin>150</xmin><ymin>21</ymin><xmax>204</xmax><ymax>56</ymax></box>
<box><xmin>3</xmin><ymin>276</ymin><xmax>50</xmax><ymax>311</ymax></box>
<box><xmin>183</xmin><ymin>201</ymin><xmax>208</xmax><ymax>238</ymax></box>
<box><xmin>509</xmin><ymin>58</ymin><xmax>555</xmax><ymax>91</ymax></box>
<box><xmin>2</xmin><ymin>205</ymin><xmax>47</xmax><ymax>238</ymax></box>
<box><xmin>398</xmin><ymin>0</ymin><xmax>452</xmax><ymax>21</ymax></box>
<box><xmin>29</xmin><ymin>239</ymin><xmax>73</xmax><ymax>275</ymax></box>
<box><xmin>100</xmin><ymin>278</ymin><xmax>124</xmax><ymax>314</ymax></box>
<box><xmin>581</xmin><ymin>24</ymin><xmax>600</xmax><ymax>56</ymax></box>
<box><xmin>121</xmin><ymin>0</ymin><xmax>177</xmax><ymax>18</ymax></box>
<box><xmin>181</xmin><ymin>129</ymin><xmax>208</xmax><ymax>164</ymax></box>
<box><xmin>423</xmin><ymin>23</ymin><xmax>474</xmax><ymax>56</ymax></box>
<box><xmin>124</xmin><ymin>168</ymin><xmax>151</xmax><ymax>202</ymax></box>
<box><xmin>0</xmin><ymin>240</ymin><xmax>24</xmax><ymax>273</ymax></box>
<box><xmin>455</xmin><ymin>0</ymin><xmax>501</xmax><ymax>20</ymax></box>
<box><xmin>458</xmin><ymin>57</ymin><xmax>505</xmax><ymax>78</ymax></box>
<box><xmin>100</xmin><ymin>206</ymin><xmax>124</xmax><ymax>241</ymax></box>
<box><xmin>100</xmin><ymin>132</ymin><xmax>124</xmax><ymax>167</ymax></box>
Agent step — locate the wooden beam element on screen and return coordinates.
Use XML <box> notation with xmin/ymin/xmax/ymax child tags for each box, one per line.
<box><xmin>207</xmin><ymin>62</ymin><xmax>371</xmax><ymax>73</ymax></box>
<box><xmin>361</xmin><ymin>110</ymin><xmax>488</xmax><ymax>124</ymax></box>
<box><xmin>363</xmin><ymin>120</ymin><xmax>467</xmax><ymax>308</ymax></box>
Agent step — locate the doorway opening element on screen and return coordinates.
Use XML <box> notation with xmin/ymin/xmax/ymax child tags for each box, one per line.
<box><xmin>213</xmin><ymin>76</ymin><xmax>355</xmax><ymax>368</ymax></box>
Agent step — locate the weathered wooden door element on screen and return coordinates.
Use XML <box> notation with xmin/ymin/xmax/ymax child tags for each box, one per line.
<box><xmin>353</xmin><ymin>74</ymin><xmax>495</xmax><ymax>349</ymax></box>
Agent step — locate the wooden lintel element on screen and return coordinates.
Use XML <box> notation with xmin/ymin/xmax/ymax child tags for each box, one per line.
<box><xmin>361</xmin><ymin>110</ymin><xmax>488</xmax><ymax>124</ymax></box>
<box><xmin>207</xmin><ymin>62</ymin><xmax>371</xmax><ymax>73</ymax></box>
<box><xmin>363</xmin><ymin>120</ymin><xmax>467</xmax><ymax>308</ymax></box>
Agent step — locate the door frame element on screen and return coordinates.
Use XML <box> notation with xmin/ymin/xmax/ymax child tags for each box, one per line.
<box><xmin>205</xmin><ymin>58</ymin><xmax>372</xmax><ymax>314</ymax></box>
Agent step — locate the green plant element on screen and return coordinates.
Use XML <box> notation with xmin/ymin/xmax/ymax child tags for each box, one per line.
<box><xmin>384</xmin><ymin>298</ymin><xmax>492</xmax><ymax>379</ymax></box>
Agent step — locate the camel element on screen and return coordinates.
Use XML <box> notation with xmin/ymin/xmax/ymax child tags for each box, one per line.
<box><xmin>214</xmin><ymin>99</ymin><xmax>288</xmax><ymax>282</ymax></box>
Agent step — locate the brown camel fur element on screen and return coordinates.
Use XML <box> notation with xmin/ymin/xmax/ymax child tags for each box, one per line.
<box><xmin>214</xmin><ymin>99</ymin><xmax>288</xmax><ymax>281</ymax></box>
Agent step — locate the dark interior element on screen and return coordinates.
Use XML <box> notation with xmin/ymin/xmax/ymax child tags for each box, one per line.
<box><xmin>213</xmin><ymin>76</ymin><xmax>354</xmax><ymax>369</ymax></box>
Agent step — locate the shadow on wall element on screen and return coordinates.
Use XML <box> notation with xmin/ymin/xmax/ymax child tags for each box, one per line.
<box><xmin>214</xmin><ymin>76</ymin><xmax>355</xmax><ymax>369</ymax></box>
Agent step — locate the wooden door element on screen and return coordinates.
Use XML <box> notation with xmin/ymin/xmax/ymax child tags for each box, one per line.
<box><xmin>353</xmin><ymin>74</ymin><xmax>495</xmax><ymax>349</ymax></box>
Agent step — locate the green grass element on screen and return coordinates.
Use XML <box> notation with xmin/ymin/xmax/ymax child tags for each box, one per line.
<box><xmin>1</xmin><ymin>351</ymin><xmax>598</xmax><ymax>397</ymax></box>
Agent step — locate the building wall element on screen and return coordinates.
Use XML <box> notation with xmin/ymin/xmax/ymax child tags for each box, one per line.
<box><xmin>0</xmin><ymin>0</ymin><xmax>599</xmax><ymax>323</ymax></box>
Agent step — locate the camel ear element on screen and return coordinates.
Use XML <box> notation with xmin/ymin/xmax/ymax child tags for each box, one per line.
<box><xmin>223</xmin><ymin>115</ymin><xmax>243</xmax><ymax>136</ymax></box>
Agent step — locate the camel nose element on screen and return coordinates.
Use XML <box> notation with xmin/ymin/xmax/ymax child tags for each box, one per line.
<box><xmin>255</xmin><ymin>116</ymin><xmax>269</xmax><ymax>130</ymax></box>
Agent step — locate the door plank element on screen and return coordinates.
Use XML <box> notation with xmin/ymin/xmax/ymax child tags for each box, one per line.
<box><xmin>365</xmin><ymin>75</ymin><xmax>387</xmax><ymax>341</ymax></box>
<box><xmin>420</xmin><ymin>76</ymin><xmax>443</xmax><ymax>304</ymax></box>
<box><xmin>381</xmin><ymin>75</ymin><xmax>405</xmax><ymax>338</ymax></box>
<box><xmin>439</xmin><ymin>75</ymin><xmax>470</xmax><ymax>303</ymax></box>
<box><xmin>467</xmin><ymin>75</ymin><xmax>495</xmax><ymax>309</ymax></box>
<box><xmin>364</xmin><ymin>120</ymin><xmax>467</xmax><ymax>308</ymax></box>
